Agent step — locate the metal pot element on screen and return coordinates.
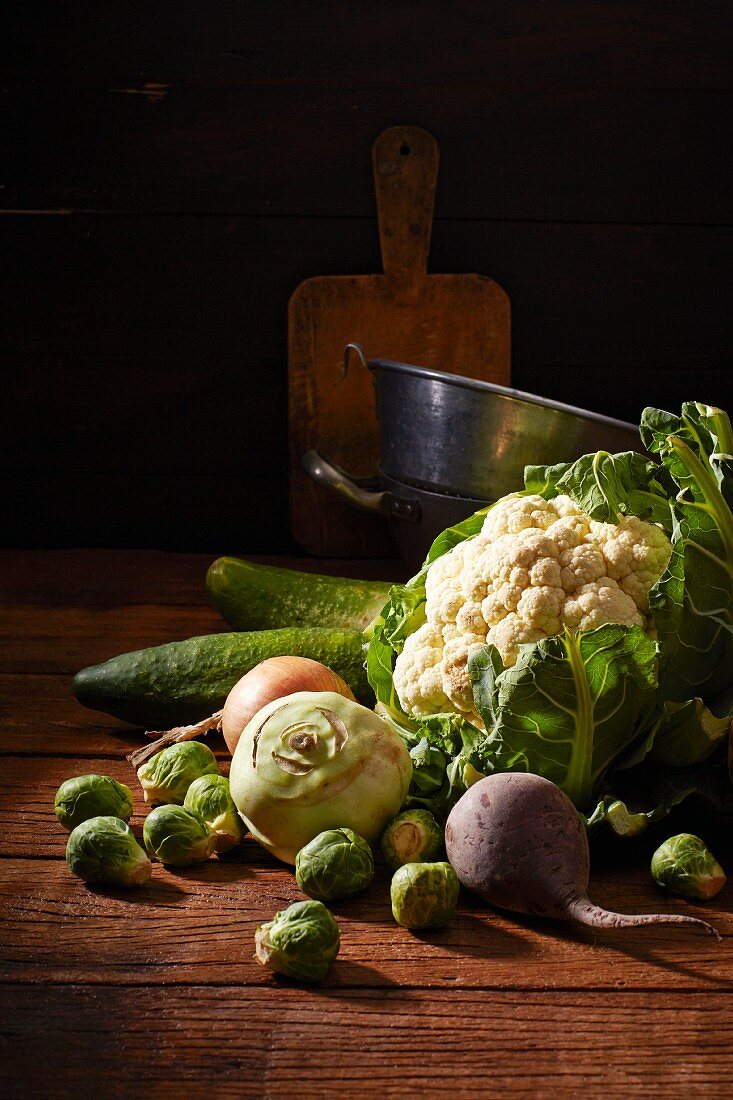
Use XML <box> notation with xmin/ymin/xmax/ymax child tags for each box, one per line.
<box><xmin>355</xmin><ymin>346</ymin><xmax>640</xmax><ymax>499</ymax></box>
<box><xmin>303</xmin><ymin>345</ymin><xmax>641</xmax><ymax>568</ymax></box>
<box><xmin>301</xmin><ymin>451</ymin><xmax>486</xmax><ymax>573</ymax></box>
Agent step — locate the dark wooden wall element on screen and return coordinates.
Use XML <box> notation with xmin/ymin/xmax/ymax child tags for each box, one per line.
<box><xmin>3</xmin><ymin>2</ymin><xmax>731</xmax><ymax>552</ymax></box>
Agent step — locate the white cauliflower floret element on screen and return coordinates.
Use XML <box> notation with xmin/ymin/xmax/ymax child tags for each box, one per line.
<box><xmin>486</xmin><ymin>615</ymin><xmax>548</xmax><ymax>668</ymax></box>
<box><xmin>515</xmin><ymin>584</ymin><xmax>564</xmax><ymax>634</ymax></box>
<box><xmin>455</xmin><ymin>600</ymin><xmax>489</xmax><ymax>637</ymax></box>
<box><xmin>481</xmin><ymin>494</ymin><xmax>558</xmax><ymax>540</ymax></box>
<box><xmin>392</xmin><ymin>494</ymin><xmax>672</xmax><ymax>720</ymax></box>
<box><xmin>590</xmin><ymin>515</ymin><xmax>672</xmax><ymax>613</ymax></box>
<box><xmin>551</xmin><ymin>494</ymin><xmax>585</xmax><ymax>519</ymax></box>
<box><xmin>545</xmin><ymin>513</ymin><xmax>591</xmax><ymax>553</ymax></box>
<box><xmin>425</xmin><ymin>540</ymin><xmax>470</xmax><ymax>625</ymax></box>
<box><xmin>441</xmin><ymin>633</ymin><xmax>486</xmax><ymax>714</ymax></box>
<box><xmin>559</xmin><ymin>543</ymin><xmax>607</xmax><ymax>592</ymax></box>
<box><xmin>562</xmin><ymin>578</ymin><xmax>644</xmax><ymax>633</ymax></box>
<box><xmin>392</xmin><ymin>624</ymin><xmax>452</xmax><ymax>716</ymax></box>
<box><xmin>485</xmin><ymin>528</ymin><xmax>560</xmax><ymax>582</ymax></box>
<box><xmin>458</xmin><ymin>535</ymin><xmax>493</xmax><ymax>603</ymax></box>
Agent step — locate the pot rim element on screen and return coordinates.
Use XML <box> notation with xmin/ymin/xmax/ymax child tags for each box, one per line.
<box><xmin>368</xmin><ymin>357</ymin><xmax>638</xmax><ymax>436</ymax></box>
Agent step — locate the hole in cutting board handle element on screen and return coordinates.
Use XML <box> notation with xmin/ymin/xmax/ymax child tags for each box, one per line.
<box><xmin>400</xmin><ymin>142</ymin><xmax>410</xmax><ymax>156</ymax></box>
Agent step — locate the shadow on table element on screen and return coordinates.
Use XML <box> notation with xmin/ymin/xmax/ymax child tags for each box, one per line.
<box><xmin>463</xmin><ymin>905</ymin><xmax>733</xmax><ymax>986</ymax></box>
<box><xmin>86</xmin><ymin>877</ymin><xmax>189</xmax><ymax>908</ymax></box>
<box><xmin>409</xmin><ymin>910</ymin><xmax>535</xmax><ymax>960</ymax></box>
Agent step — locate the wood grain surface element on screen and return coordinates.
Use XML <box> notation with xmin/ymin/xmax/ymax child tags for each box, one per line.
<box><xmin>1</xmin><ymin>550</ymin><xmax>732</xmax><ymax>1098</ymax></box>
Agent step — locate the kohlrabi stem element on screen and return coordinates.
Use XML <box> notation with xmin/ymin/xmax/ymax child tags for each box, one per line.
<box><xmin>565</xmin><ymin>896</ymin><xmax>721</xmax><ymax>938</ymax></box>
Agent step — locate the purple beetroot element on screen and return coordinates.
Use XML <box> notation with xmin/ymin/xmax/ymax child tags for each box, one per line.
<box><xmin>445</xmin><ymin>773</ymin><xmax>720</xmax><ymax>937</ymax></box>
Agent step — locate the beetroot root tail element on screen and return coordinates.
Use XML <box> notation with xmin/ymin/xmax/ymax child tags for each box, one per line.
<box><xmin>565</xmin><ymin>897</ymin><xmax>722</xmax><ymax>940</ymax></box>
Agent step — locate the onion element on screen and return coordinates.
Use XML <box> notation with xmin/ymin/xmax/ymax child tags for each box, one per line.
<box><xmin>127</xmin><ymin>657</ymin><xmax>356</xmax><ymax>770</ymax></box>
<box><xmin>221</xmin><ymin>657</ymin><xmax>355</xmax><ymax>754</ymax></box>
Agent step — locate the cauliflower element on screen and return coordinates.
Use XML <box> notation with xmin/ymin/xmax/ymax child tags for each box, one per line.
<box><xmin>393</xmin><ymin>494</ymin><xmax>672</xmax><ymax>722</ymax></box>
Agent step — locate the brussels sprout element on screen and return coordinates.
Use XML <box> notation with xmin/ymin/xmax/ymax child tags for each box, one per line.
<box><xmin>295</xmin><ymin>828</ymin><xmax>374</xmax><ymax>901</ymax></box>
<box><xmin>143</xmin><ymin>805</ymin><xmax>216</xmax><ymax>867</ymax></box>
<box><xmin>54</xmin><ymin>774</ymin><xmax>133</xmax><ymax>831</ymax></box>
<box><xmin>255</xmin><ymin>899</ymin><xmax>340</xmax><ymax>982</ymax></box>
<box><xmin>183</xmin><ymin>774</ymin><xmax>245</xmax><ymax>853</ymax></box>
<box><xmin>390</xmin><ymin>862</ymin><xmax>459</xmax><ymax>929</ymax></box>
<box><xmin>651</xmin><ymin>833</ymin><xmax>726</xmax><ymax>900</ymax></box>
<box><xmin>66</xmin><ymin>816</ymin><xmax>152</xmax><ymax>886</ymax></box>
<box><xmin>137</xmin><ymin>741</ymin><xmax>219</xmax><ymax>806</ymax></box>
<box><xmin>229</xmin><ymin>690</ymin><xmax>412</xmax><ymax>863</ymax></box>
<box><xmin>380</xmin><ymin>810</ymin><xmax>444</xmax><ymax>872</ymax></box>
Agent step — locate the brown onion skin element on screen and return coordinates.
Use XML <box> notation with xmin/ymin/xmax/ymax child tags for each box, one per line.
<box><xmin>220</xmin><ymin>657</ymin><xmax>355</xmax><ymax>754</ymax></box>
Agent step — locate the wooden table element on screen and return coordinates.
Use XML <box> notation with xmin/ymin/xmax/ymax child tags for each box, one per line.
<box><xmin>2</xmin><ymin>550</ymin><xmax>732</xmax><ymax>1098</ymax></box>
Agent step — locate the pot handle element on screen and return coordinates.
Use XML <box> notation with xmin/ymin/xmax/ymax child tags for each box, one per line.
<box><xmin>302</xmin><ymin>450</ymin><xmax>421</xmax><ymax>523</ymax></box>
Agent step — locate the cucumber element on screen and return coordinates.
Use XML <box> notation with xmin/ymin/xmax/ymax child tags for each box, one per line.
<box><xmin>72</xmin><ymin>628</ymin><xmax>371</xmax><ymax>728</ymax></box>
<box><xmin>206</xmin><ymin>557</ymin><xmax>392</xmax><ymax>632</ymax></box>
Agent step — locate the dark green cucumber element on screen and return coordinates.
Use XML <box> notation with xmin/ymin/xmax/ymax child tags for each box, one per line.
<box><xmin>206</xmin><ymin>557</ymin><xmax>392</xmax><ymax>632</ymax></box>
<box><xmin>72</xmin><ymin>628</ymin><xmax>371</xmax><ymax>728</ymax></box>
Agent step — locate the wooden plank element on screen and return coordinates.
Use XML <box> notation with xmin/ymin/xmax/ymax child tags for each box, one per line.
<box><xmin>0</xmin><ymin>676</ymin><xmax>230</xmax><ymax>758</ymax></box>
<box><xmin>9</xmin><ymin>1</ymin><xmax>732</xmax><ymax>89</ymax></box>
<box><xmin>0</xmin><ymin>606</ymin><xmax>224</xmax><ymax>675</ymax></box>
<box><xmin>2</xmin><ymin>754</ymin><xmax>216</xmax><ymax>854</ymax></box>
<box><xmin>0</xmin><ymin>675</ymin><xmax>150</xmax><ymax>756</ymax></box>
<box><xmin>7</xmin><ymin>86</ymin><xmax>730</xmax><ymax>223</ymax></box>
<box><xmin>0</xmin><ymin>472</ymin><xmax>297</xmax><ymax>555</ymax></box>
<box><xmin>1</xmin><ymin>857</ymin><xmax>730</xmax><ymax>992</ymax></box>
<box><xmin>0</xmin><ymin>354</ymin><xmax>288</xmax><ymax>476</ymax></box>
<box><xmin>3</xmin><ymin>217</ymin><xmax>730</xmax><ymax>377</ymax></box>
<box><xmin>1</xmin><ymin>988</ymin><xmax>733</xmax><ymax>1100</ymax></box>
<box><xmin>0</xmin><ymin>551</ymin><xmax>401</xmax><ymax>606</ymax></box>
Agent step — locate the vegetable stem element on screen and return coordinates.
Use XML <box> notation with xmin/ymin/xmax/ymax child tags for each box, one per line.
<box><xmin>670</xmin><ymin>434</ymin><xmax>733</xmax><ymax>564</ymax></box>
<box><xmin>564</xmin><ymin>897</ymin><xmax>721</xmax><ymax>938</ymax></box>
<box><xmin>561</xmin><ymin>630</ymin><xmax>594</xmax><ymax>808</ymax></box>
<box><xmin>127</xmin><ymin>711</ymin><xmax>223</xmax><ymax>769</ymax></box>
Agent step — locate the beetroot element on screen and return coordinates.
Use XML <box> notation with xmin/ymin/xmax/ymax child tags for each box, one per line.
<box><xmin>445</xmin><ymin>773</ymin><xmax>720</xmax><ymax>937</ymax></box>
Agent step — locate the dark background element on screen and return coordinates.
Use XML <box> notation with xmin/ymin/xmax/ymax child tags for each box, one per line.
<box><xmin>3</xmin><ymin>2</ymin><xmax>731</xmax><ymax>553</ymax></box>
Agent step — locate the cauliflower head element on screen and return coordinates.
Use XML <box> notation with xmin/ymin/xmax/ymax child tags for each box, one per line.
<box><xmin>392</xmin><ymin>494</ymin><xmax>672</xmax><ymax>725</ymax></box>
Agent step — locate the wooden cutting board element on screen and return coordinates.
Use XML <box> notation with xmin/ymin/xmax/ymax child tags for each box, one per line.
<box><xmin>288</xmin><ymin>125</ymin><xmax>511</xmax><ymax>557</ymax></box>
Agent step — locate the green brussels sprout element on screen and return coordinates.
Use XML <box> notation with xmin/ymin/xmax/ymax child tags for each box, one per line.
<box><xmin>380</xmin><ymin>810</ymin><xmax>444</xmax><ymax>872</ymax></box>
<box><xmin>54</xmin><ymin>774</ymin><xmax>133</xmax><ymax>831</ymax></box>
<box><xmin>295</xmin><ymin>828</ymin><xmax>374</xmax><ymax>901</ymax></box>
<box><xmin>390</xmin><ymin>862</ymin><xmax>459</xmax><ymax>929</ymax></box>
<box><xmin>66</xmin><ymin>816</ymin><xmax>152</xmax><ymax>887</ymax></box>
<box><xmin>651</xmin><ymin>833</ymin><xmax>726</xmax><ymax>900</ymax></box>
<box><xmin>143</xmin><ymin>805</ymin><xmax>216</xmax><ymax>867</ymax></box>
<box><xmin>183</xmin><ymin>774</ymin><xmax>245</xmax><ymax>854</ymax></box>
<box><xmin>137</xmin><ymin>741</ymin><xmax>219</xmax><ymax>806</ymax></box>
<box><xmin>255</xmin><ymin>899</ymin><xmax>340</xmax><ymax>982</ymax></box>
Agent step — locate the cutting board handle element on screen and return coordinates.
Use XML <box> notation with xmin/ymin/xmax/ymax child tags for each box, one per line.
<box><xmin>372</xmin><ymin>126</ymin><xmax>439</xmax><ymax>296</ymax></box>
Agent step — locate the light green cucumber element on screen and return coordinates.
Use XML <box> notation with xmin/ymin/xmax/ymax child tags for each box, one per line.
<box><xmin>72</xmin><ymin>628</ymin><xmax>371</xmax><ymax>728</ymax></box>
<box><xmin>206</xmin><ymin>557</ymin><xmax>392</xmax><ymax>632</ymax></box>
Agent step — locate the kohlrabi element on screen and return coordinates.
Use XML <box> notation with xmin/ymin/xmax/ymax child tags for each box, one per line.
<box><xmin>229</xmin><ymin>691</ymin><xmax>412</xmax><ymax>864</ymax></box>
